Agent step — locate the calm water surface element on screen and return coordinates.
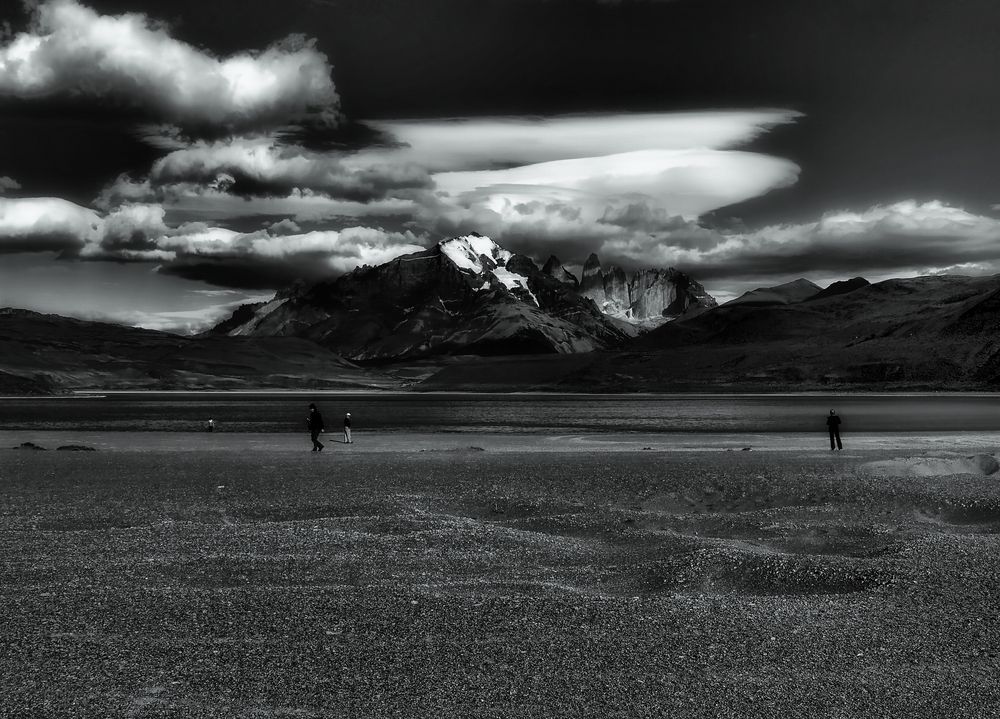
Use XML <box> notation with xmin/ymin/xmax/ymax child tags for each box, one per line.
<box><xmin>1</xmin><ymin>393</ymin><xmax>999</xmax><ymax>434</ymax></box>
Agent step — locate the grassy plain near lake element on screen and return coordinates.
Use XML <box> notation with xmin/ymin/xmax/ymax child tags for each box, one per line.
<box><xmin>3</xmin><ymin>436</ymin><xmax>1000</xmax><ymax>717</ymax></box>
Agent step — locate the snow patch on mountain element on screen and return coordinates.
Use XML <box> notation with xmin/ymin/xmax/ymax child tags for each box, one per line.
<box><xmin>440</xmin><ymin>235</ymin><xmax>537</xmax><ymax>306</ymax></box>
<box><xmin>492</xmin><ymin>266</ymin><xmax>539</xmax><ymax>306</ymax></box>
<box><xmin>440</xmin><ymin>234</ymin><xmax>513</xmax><ymax>273</ymax></box>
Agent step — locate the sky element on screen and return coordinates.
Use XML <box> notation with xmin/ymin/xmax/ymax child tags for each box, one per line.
<box><xmin>2</xmin><ymin>0</ymin><xmax>1000</xmax><ymax>329</ymax></box>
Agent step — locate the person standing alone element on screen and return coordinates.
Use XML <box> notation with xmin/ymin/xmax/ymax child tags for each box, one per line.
<box><xmin>343</xmin><ymin>412</ymin><xmax>353</xmax><ymax>444</ymax></box>
<box><xmin>826</xmin><ymin>409</ymin><xmax>843</xmax><ymax>450</ymax></box>
<box><xmin>308</xmin><ymin>403</ymin><xmax>325</xmax><ymax>452</ymax></box>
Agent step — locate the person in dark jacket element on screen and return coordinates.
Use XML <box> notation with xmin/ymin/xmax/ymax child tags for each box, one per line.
<box><xmin>308</xmin><ymin>403</ymin><xmax>325</xmax><ymax>451</ymax></box>
<box><xmin>343</xmin><ymin>412</ymin><xmax>353</xmax><ymax>444</ymax></box>
<box><xmin>826</xmin><ymin>409</ymin><xmax>842</xmax><ymax>450</ymax></box>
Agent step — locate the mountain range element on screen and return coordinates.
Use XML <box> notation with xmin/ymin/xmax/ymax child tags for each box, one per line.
<box><xmin>7</xmin><ymin>233</ymin><xmax>1000</xmax><ymax>394</ymax></box>
<box><xmin>476</xmin><ymin>272</ymin><xmax>1000</xmax><ymax>392</ymax></box>
<box><xmin>212</xmin><ymin>235</ymin><xmax>715</xmax><ymax>361</ymax></box>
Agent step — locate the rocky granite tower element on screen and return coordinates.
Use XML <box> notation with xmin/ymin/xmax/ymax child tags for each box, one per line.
<box><xmin>576</xmin><ymin>253</ymin><xmax>716</xmax><ymax>324</ymax></box>
<box><xmin>579</xmin><ymin>253</ymin><xmax>606</xmax><ymax>306</ymax></box>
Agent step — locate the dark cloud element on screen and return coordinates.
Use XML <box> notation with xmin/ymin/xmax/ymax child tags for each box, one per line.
<box><xmin>157</xmin><ymin>256</ymin><xmax>317</xmax><ymax>290</ymax></box>
<box><xmin>0</xmin><ymin>232</ymin><xmax>84</xmax><ymax>254</ymax></box>
<box><xmin>598</xmin><ymin>203</ymin><xmax>698</xmax><ymax>235</ymax></box>
<box><xmin>0</xmin><ymin>194</ymin><xmax>426</xmax><ymax>288</ymax></box>
<box><xmin>153</xmin><ymin>225</ymin><xmax>425</xmax><ymax>288</ymax></box>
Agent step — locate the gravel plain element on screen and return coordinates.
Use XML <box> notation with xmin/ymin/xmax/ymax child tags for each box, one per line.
<box><xmin>3</xmin><ymin>439</ymin><xmax>1000</xmax><ymax>717</ymax></box>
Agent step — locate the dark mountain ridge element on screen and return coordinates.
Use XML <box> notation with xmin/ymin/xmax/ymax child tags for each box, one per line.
<box><xmin>12</xmin><ymin>267</ymin><xmax>1000</xmax><ymax>394</ymax></box>
<box><xmin>725</xmin><ymin>278</ymin><xmax>822</xmax><ymax>306</ymax></box>
<box><xmin>805</xmin><ymin>277</ymin><xmax>870</xmax><ymax>302</ymax></box>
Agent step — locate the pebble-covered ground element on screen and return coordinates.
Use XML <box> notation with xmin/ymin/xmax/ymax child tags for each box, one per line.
<box><xmin>3</xmin><ymin>444</ymin><xmax>1000</xmax><ymax>717</ymax></box>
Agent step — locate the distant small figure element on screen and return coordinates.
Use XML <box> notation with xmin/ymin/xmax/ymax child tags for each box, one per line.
<box><xmin>827</xmin><ymin>409</ymin><xmax>843</xmax><ymax>450</ymax></box>
<box><xmin>344</xmin><ymin>412</ymin><xmax>353</xmax><ymax>444</ymax></box>
<box><xmin>206</xmin><ymin>418</ymin><xmax>215</xmax><ymax>433</ymax></box>
<box><xmin>308</xmin><ymin>403</ymin><xmax>325</xmax><ymax>452</ymax></box>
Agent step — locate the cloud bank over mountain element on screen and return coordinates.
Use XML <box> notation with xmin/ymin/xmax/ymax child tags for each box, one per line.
<box><xmin>1</xmin><ymin>0</ymin><xmax>993</xmax><ymax>331</ymax></box>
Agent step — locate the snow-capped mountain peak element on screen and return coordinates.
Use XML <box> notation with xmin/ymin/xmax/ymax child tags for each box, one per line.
<box><xmin>439</xmin><ymin>234</ymin><xmax>513</xmax><ymax>274</ymax></box>
<box><xmin>439</xmin><ymin>234</ymin><xmax>537</xmax><ymax>306</ymax></box>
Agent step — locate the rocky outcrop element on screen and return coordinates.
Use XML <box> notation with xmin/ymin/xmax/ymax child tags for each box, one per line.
<box><xmin>541</xmin><ymin>255</ymin><xmax>579</xmax><ymax>289</ymax></box>
<box><xmin>603</xmin><ymin>266</ymin><xmax>629</xmax><ymax>315</ymax></box>
<box><xmin>579</xmin><ymin>253</ymin><xmax>606</xmax><ymax>305</ymax></box>
<box><xmin>630</xmin><ymin>268</ymin><xmax>699</xmax><ymax>319</ymax></box>
<box><xmin>577</xmin><ymin>254</ymin><xmax>717</xmax><ymax>324</ymax></box>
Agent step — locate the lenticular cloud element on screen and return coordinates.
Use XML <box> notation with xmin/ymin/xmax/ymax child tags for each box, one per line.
<box><xmin>0</xmin><ymin>0</ymin><xmax>339</xmax><ymax>129</ymax></box>
<box><xmin>366</xmin><ymin>111</ymin><xmax>801</xmax><ymax>172</ymax></box>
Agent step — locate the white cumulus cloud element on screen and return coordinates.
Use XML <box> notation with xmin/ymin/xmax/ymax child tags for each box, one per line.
<box><xmin>0</xmin><ymin>0</ymin><xmax>339</xmax><ymax>128</ymax></box>
<box><xmin>601</xmin><ymin>200</ymin><xmax>1000</xmax><ymax>286</ymax></box>
<box><xmin>97</xmin><ymin>176</ymin><xmax>421</xmax><ymax>224</ymax></box>
<box><xmin>148</xmin><ymin>136</ymin><xmax>430</xmax><ymax>199</ymax></box>
<box><xmin>0</xmin><ymin>196</ymin><xmax>101</xmax><ymax>252</ymax></box>
<box><xmin>94</xmin><ymin>135</ymin><xmax>430</xmax><ymax>224</ymax></box>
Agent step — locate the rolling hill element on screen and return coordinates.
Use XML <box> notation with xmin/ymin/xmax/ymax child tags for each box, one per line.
<box><xmin>544</xmin><ymin>274</ymin><xmax>1000</xmax><ymax>391</ymax></box>
<box><xmin>0</xmin><ymin>308</ymin><xmax>396</xmax><ymax>394</ymax></box>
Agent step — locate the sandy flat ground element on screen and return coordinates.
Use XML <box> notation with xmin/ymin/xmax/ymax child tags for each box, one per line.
<box><xmin>3</xmin><ymin>433</ymin><xmax>1000</xmax><ymax>717</ymax></box>
<box><xmin>4</xmin><ymin>429</ymin><xmax>1000</xmax><ymax>454</ymax></box>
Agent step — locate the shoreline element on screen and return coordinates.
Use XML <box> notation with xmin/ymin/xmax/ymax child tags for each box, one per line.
<box><xmin>64</xmin><ymin>389</ymin><xmax>1000</xmax><ymax>397</ymax></box>
<box><xmin>3</xmin><ymin>429</ymin><xmax>999</xmax><ymax>454</ymax></box>
<box><xmin>4</xmin><ymin>387</ymin><xmax>1000</xmax><ymax>399</ymax></box>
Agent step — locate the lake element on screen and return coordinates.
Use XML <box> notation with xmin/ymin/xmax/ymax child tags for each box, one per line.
<box><xmin>2</xmin><ymin>392</ymin><xmax>1000</xmax><ymax>434</ymax></box>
